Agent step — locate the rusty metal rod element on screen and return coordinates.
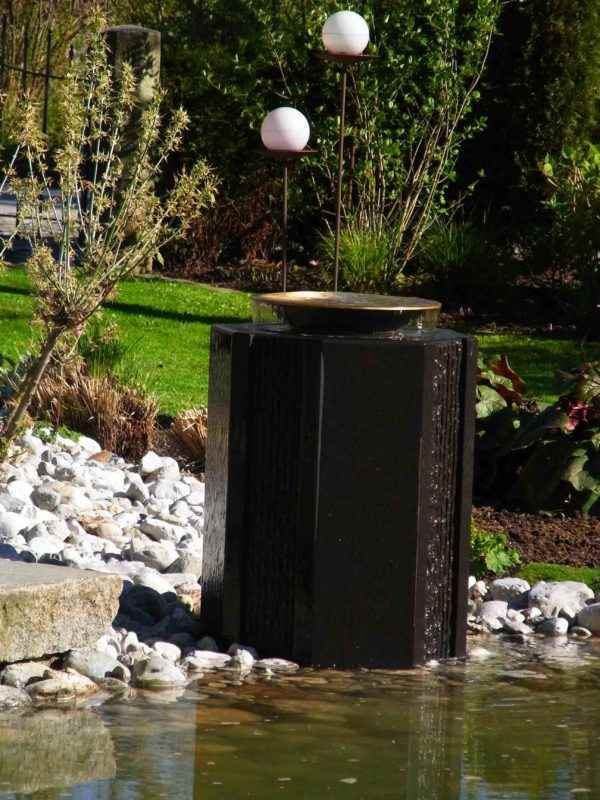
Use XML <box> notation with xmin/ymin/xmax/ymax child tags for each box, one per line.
<box><xmin>282</xmin><ymin>162</ymin><xmax>289</xmax><ymax>292</ymax></box>
<box><xmin>333</xmin><ymin>65</ymin><xmax>348</xmax><ymax>292</ymax></box>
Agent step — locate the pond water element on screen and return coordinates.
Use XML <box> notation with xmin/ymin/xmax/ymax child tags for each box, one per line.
<box><xmin>1</xmin><ymin>638</ymin><xmax>600</xmax><ymax>799</ymax></box>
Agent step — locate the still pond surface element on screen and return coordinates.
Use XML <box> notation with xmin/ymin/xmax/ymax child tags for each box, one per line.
<box><xmin>1</xmin><ymin>638</ymin><xmax>600</xmax><ymax>799</ymax></box>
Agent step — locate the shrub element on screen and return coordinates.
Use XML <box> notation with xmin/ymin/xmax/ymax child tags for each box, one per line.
<box><xmin>415</xmin><ymin>219</ymin><xmax>497</xmax><ymax>300</ymax></box>
<box><xmin>119</xmin><ymin>0</ymin><xmax>500</xmax><ymax>274</ymax></box>
<box><xmin>319</xmin><ymin>217</ymin><xmax>399</xmax><ymax>293</ymax></box>
<box><xmin>32</xmin><ymin>362</ymin><xmax>158</xmax><ymax>460</ymax></box>
<box><xmin>470</xmin><ymin>522</ymin><xmax>521</xmax><ymax>578</ymax></box>
<box><xmin>475</xmin><ymin>355</ymin><xmax>600</xmax><ymax>515</ymax></box>
<box><xmin>517</xmin><ymin>562</ymin><xmax>600</xmax><ymax>595</ymax></box>
<box><xmin>466</xmin><ymin>0</ymin><xmax>600</xmax><ymax>217</ymax></box>
<box><xmin>0</xmin><ymin>14</ymin><xmax>217</xmax><ymax>445</ymax></box>
<box><xmin>540</xmin><ymin>144</ymin><xmax>600</xmax><ymax>335</ymax></box>
<box><xmin>171</xmin><ymin>407</ymin><xmax>208</xmax><ymax>468</ymax></box>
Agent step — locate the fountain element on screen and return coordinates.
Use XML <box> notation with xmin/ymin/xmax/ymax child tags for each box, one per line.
<box><xmin>202</xmin><ymin>291</ymin><xmax>476</xmax><ymax>668</ymax></box>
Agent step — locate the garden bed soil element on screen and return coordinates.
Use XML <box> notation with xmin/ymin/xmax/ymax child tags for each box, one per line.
<box><xmin>473</xmin><ymin>506</ymin><xmax>600</xmax><ymax>568</ymax></box>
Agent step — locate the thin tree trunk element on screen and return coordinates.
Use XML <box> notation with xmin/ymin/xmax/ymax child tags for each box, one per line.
<box><xmin>2</xmin><ymin>327</ymin><xmax>63</xmax><ymax>442</ymax></box>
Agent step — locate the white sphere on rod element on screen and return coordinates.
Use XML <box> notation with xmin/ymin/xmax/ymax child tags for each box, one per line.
<box><xmin>322</xmin><ymin>10</ymin><xmax>370</xmax><ymax>56</ymax></box>
<box><xmin>260</xmin><ymin>107</ymin><xmax>310</xmax><ymax>153</ymax></box>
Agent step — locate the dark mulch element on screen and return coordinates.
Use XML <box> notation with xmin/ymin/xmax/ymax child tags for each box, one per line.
<box><xmin>473</xmin><ymin>506</ymin><xmax>600</xmax><ymax>567</ymax></box>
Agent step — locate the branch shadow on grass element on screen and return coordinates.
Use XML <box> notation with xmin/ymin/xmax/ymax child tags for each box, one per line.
<box><xmin>0</xmin><ymin>283</ymin><xmax>249</xmax><ymax>326</ymax></box>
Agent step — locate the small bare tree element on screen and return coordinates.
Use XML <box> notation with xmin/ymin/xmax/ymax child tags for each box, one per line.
<box><xmin>0</xmin><ymin>14</ymin><xmax>217</xmax><ymax>444</ymax></box>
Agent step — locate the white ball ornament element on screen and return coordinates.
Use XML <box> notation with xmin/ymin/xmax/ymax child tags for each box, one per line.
<box><xmin>322</xmin><ymin>10</ymin><xmax>370</xmax><ymax>56</ymax></box>
<box><xmin>260</xmin><ymin>107</ymin><xmax>310</xmax><ymax>153</ymax></box>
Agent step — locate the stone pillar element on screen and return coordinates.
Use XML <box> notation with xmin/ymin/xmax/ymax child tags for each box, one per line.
<box><xmin>202</xmin><ymin>298</ymin><xmax>476</xmax><ymax>669</ymax></box>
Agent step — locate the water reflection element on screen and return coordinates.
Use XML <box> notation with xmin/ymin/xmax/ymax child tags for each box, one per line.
<box><xmin>0</xmin><ymin>708</ymin><xmax>115</xmax><ymax>796</ymax></box>
<box><xmin>2</xmin><ymin>640</ymin><xmax>600</xmax><ymax>798</ymax></box>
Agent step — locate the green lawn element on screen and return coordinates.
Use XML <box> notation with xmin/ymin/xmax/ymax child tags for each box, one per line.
<box><xmin>0</xmin><ymin>266</ymin><xmax>597</xmax><ymax>413</ymax></box>
<box><xmin>476</xmin><ymin>333</ymin><xmax>600</xmax><ymax>404</ymax></box>
<box><xmin>0</xmin><ymin>267</ymin><xmax>251</xmax><ymax>415</ymax></box>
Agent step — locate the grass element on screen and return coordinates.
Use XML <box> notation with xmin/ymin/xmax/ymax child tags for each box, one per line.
<box><xmin>0</xmin><ymin>265</ymin><xmax>598</xmax><ymax>413</ymax></box>
<box><xmin>477</xmin><ymin>333</ymin><xmax>600</xmax><ymax>405</ymax></box>
<box><xmin>517</xmin><ymin>562</ymin><xmax>600</xmax><ymax>593</ymax></box>
<box><xmin>0</xmin><ymin>267</ymin><xmax>251</xmax><ymax>415</ymax></box>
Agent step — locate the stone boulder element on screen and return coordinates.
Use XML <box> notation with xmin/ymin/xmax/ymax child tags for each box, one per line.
<box><xmin>577</xmin><ymin>603</ymin><xmax>600</xmax><ymax>634</ymax></box>
<box><xmin>0</xmin><ymin>560</ymin><xmax>122</xmax><ymax>663</ymax></box>
<box><xmin>489</xmin><ymin>578</ymin><xmax>530</xmax><ymax>604</ymax></box>
<box><xmin>529</xmin><ymin>581</ymin><xmax>594</xmax><ymax>621</ymax></box>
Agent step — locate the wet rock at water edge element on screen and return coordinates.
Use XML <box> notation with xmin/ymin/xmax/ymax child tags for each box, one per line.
<box><xmin>479</xmin><ymin>601</ymin><xmax>509</xmax><ymax>632</ymax></box>
<box><xmin>183</xmin><ymin>651</ymin><xmax>232</xmax><ymax>671</ymax></box>
<box><xmin>538</xmin><ymin>617</ymin><xmax>569</xmax><ymax>637</ymax></box>
<box><xmin>26</xmin><ymin>670</ymin><xmax>99</xmax><ymax>702</ymax></box>
<box><xmin>0</xmin><ymin>661</ymin><xmax>52</xmax><ymax>690</ymax></box>
<box><xmin>0</xmin><ymin>685</ymin><xmax>32</xmax><ymax>710</ymax></box>
<box><xmin>529</xmin><ymin>581</ymin><xmax>594</xmax><ymax>622</ymax></box>
<box><xmin>576</xmin><ymin>603</ymin><xmax>600</xmax><ymax>634</ymax></box>
<box><xmin>254</xmin><ymin>658</ymin><xmax>300</xmax><ymax>673</ymax></box>
<box><xmin>66</xmin><ymin>650</ymin><xmax>128</xmax><ymax>683</ymax></box>
<box><xmin>133</xmin><ymin>654</ymin><xmax>187</xmax><ymax>689</ymax></box>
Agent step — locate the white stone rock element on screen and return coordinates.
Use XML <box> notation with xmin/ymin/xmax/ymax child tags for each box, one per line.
<box><xmin>0</xmin><ymin>491</ymin><xmax>28</xmax><ymax>513</ymax></box>
<box><xmin>133</xmin><ymin>568</ymin><xmax>174</xmax><ymax>596</ymax></box>
<box><xmin>576</xmin><ymin>603</ymin><xmax>600</xmax><ymax>634</ymax></box>
<box><xmin>147</xmin><ymin>479</ymin><xmax>190</xmax><ymax>503</ymax></box>
<box><xmin>152</xmin><ymin>641</ymin><xmax>182</xmax><ymax>663</ymax></box>
<box><xmin>27</xmin><ymin>669</ymin><xmax>98</xmax><ymax>700</ymax></box>
<box><xmin>470</xmin><ymin>580</ymin><xmax>488</xmax><ymax>600</ymax></box>
<box><xmin>489</xmin><ymin>578</ymin><xmax>530</xmax><ymax>603</ymax></box>
<box><xmin>571</xmin><ymin>626</ymin><xmax>593</xmax><ymax>639</ymax></box>
<box><xmin>529</xmin><ymin>581</ymin><xmax>594</xmax><ymax>621</ymax></box>
<box><xmin>140</xmin><ymin>451</ymin><xmax>163</xmax><ymax>476</ymax></box>
<box><xmin>539</xmin><ymin>617</ymin><xmax>569</xmax><ymax>637</ymax></box>
<box><xmin>18</xmin><ymin>433</ymin><xmax>46</xmax><ymax>456</ymax></box>
<box><xmin>6</xmin><ymin>479</ymin><xmax>34</xmax><ymax>502</ymax></box>
<box><xmin>228</xmin><ymin>642</ymin><xmax>259</xmax><ymax>659</ymax></box>
<box><xmin>183</xmin><ymin>651</ymin><xmax>231</xmax><ymax>671</ymax></box>
<box><xmin>78</xmin><ymin>436</ymin><xmax>102</xmax><ymax>455</ymax></box>
<box><xmin>468</xmin><ymin>576</ymin><xmax>476</xmax><ymax>590</ymax></box>
<box><xmin>27</xmin><ymin>534</ymin><xmax>65</xmax><ymax>558</ymax></box>
<box><xmin>506</xmin><ymin>609</ymin><xmax>526</xmax><ymax>623</ymax></box>
<box><xmin>125</xmin><ymin>472</ymin><xmax>149</xmax><ymax>502</ymax></box>
<box><xmin>0</xmin><ymin>510</ymin><xmax>29</xmax><ymax>539</ymax></box>
<box><xmin>133</xmin><ymin>654</ymin><xmax>187</xmax><ymax>688</ymax></box>
<box><xmin>127</xmin><ymin>535</ymin><xmax>178</xmax><ymax>572</ymax></box>
<box><xmin>0</xmin><ymin>661</ymin><xmax>51</xmax><ymax>689</ymax></box>
<box><xmin>66</xmin><ymin>649</ymin><xmax>125</xmax><ymax>683</ymax></box>
<box><xmin>140</xmin><ymin>517</ymin><xmax>189</xmax><ymax>544</ymax></box>
<box><xmin>30</xmin><ymin>486</ymin><xmax>61</xmax><ymax>511</ymax></box>
<box><xmin>479</xmin><ymin>601</ymin><xmax>508</xmax><ymax>632</ymax></box>
<box><xmin>153</xmin><ymin>457</ymin><xmax>180</xmax><ymax>481</ymax></box>
<box><xmin>254</xmin><ymin>658</ymin><xmax>299</xmax><ymax>673</ymax></box>
<box><xmin>0</xmin><ymin>685</ymin><xmax>32</xmax><ymax>709</ymax></box>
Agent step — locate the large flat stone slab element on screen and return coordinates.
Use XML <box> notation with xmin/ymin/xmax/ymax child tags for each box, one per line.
<box><xmin>0</xmin><ymin>560</ymin><xmax>122</xmax><ymax>663</ymax></box>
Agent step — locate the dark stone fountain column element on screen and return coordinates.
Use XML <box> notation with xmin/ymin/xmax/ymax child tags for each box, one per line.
<box><xmin>202</xmin><ymin>293</ymin><xmax>476</xmax><ymax>669</ymax></box>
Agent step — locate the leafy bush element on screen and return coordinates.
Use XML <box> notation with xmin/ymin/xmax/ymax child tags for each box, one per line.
<box><xmin>119</xmin><ymin>0</ymin><xmax>500</xmax><ymax>275</ymax></box>
<box><xmin>466</xmin><ymin>0</ymin><xmax>600</xmax><ymax>217</ymax></box>
<box><xmin>470</xmin><ymin>522</ymin><xmax>521</xmax><ymax>578</ymax></box>
<box><xmin>517</xmin><ymin>562</ymin><xmax>600</xmax><ymax>595</ymax></box>
<box><xmin>415</xmin><ymin>219</ymin><xmax>496</xmax><ymax>299</ymax></box>
<box><xmin>475</xmin><ymin>355</ymin><xmax>600</xmax><ymax>515</ymax></box>
<box><xmin>539</xmin><ymin>144</ymin><xmax>600</xmax><ymax>334</ymax></box>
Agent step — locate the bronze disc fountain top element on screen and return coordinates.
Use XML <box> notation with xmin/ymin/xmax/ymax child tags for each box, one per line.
<box><xmin>252</xmin><ymin>291</ymin><xmax>441</xmax><ymax>334</ymax></box>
